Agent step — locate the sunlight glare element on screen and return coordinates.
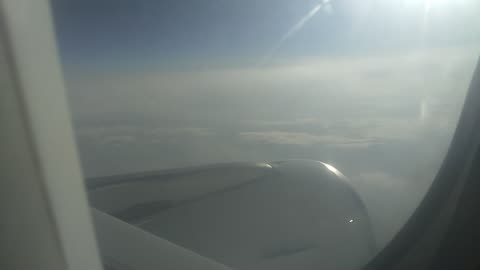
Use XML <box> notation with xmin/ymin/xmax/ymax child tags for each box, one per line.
<box><xmin>259</xmin><ymin>1</ymin><xmax>328</xmax><ymax>65</ymax></box>
<box><xmin>321</xmin><ymin>162</ymin><xmax>346</xmax><ymax>179</ymax></box>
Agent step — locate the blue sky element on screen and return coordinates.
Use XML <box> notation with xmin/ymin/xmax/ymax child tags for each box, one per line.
<box><xmin>52</xmin><ymin>0</ymin><xmax>479</xmax><ymax>70</ymax></box>
<box><xmin>51</xmin><ymin>0</ymin><xmax>479</xmax><ymax>248</ymax></box>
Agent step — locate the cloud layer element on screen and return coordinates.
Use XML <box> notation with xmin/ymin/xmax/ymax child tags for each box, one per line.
<box><xmin>66</xmin><ymin>47</ymin><xmax>477</xmax><ymax>248</ymax></box>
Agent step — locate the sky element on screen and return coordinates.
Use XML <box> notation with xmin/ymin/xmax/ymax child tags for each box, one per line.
<box><xmin>51</xmin><ymin>0</ymin><xmax>479</xmax><ymax>250</ymax></box>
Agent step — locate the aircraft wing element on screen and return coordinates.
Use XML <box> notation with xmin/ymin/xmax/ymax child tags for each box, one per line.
<box><xmin>88</xmin><ymin>160</ymin><xmax>375</xmax><ymax>270</ymax></box>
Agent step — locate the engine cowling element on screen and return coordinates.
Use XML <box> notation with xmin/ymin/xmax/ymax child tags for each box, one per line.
<box><xmin>89</xmin><ymin>159</ymin><xmax>375</xmax><ymax>270</ymax></box>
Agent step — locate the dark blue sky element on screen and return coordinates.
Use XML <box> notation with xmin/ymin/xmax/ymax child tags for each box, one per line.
<box><xmin>51</xmin><ymin>0</ymin><xmax>339</xmax><ymax>68</ymax></box>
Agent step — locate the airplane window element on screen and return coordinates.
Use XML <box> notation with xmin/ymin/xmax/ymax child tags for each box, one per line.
<box><xmin>50</xmin><ymin>0</ymin><xmax>480</xmax><ymax>269</ymax></box>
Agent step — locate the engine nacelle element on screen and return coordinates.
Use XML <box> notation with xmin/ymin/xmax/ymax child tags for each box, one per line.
<box><xmin>89</xmin><ymin>159</ymin><xmax>375</xmax><ymax>270</ymax></box>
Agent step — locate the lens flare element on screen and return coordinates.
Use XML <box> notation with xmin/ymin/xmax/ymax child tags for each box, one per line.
<box><xmin>260</xmin><ymin>1</ymin><xmax>330</xmax><ymax>65</ymax></box>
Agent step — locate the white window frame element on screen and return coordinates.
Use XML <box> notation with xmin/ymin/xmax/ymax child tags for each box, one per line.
<box><xmin>0</xmin><ymin>0</ymin><xmax>103</xmax><ymax>269</ymax></box>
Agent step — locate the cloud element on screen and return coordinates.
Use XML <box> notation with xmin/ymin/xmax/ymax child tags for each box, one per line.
<box><xmin>239</xmin><ymin>111</ymin><xmax>458</xmax><ymax>148</ymax></box>
<box><xmin>66</xmin><ymin>46</ymin><xmax>477</xmax><ymax>178</ymax></box>
<box><xmin>76</xmin><ymin>125</ymin><xmax>215</xmax><ymax>146</ymax></box>
<box><xmin>151</xmin><ymin>127</ymin><xmax>213</xmax><ymax>137</ymax></box>
<box><xmin>66</xmin><ymin>46</ymin><xmax>477</xmax><ymax>129</ymax></box>
<box><xmin>99</xmin><ymin>135</ymin><xmax>136</xmax><ymax>145</ymax></box>
<box><xmin>239</xmin><ymin>131</ymin><xmax>375</xmax><ymax>147</ymax></box>
<box><xmin>352</xmin><ymin>169</ymin><xmax>436</xmax><ymax>247</ymax></box>
<box><xmin>356</xmin><ymin>171</ymin><xmax>407</xmax><ymax>190</ymax></box>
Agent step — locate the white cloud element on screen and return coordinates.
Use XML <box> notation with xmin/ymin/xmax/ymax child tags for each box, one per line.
<box><xmin>150</xmin><ymin>127</ymin><xmax>213</xmax><ymax>137</ymax></box>
<box><xmin>66</xmin><ymin>46</ymin><xmax>477</xmax><ymax>130</ymax></box>
<box><xmin>76</xmin><ymin>125</ymin><xmax>215</xmax><ymax>146</ymax></box>
<box><xmin>67</xmin><ymin>46</ymin><xmax>476</xmax><ymax>179</ymax></box>
<box><xmin>239</xmin><ymin>131</ymin><xmax>375</xmax><ymax>147</ymax></box>
<box><xmin>351</xmin><ymin>169</ymin><xmax>438</xmax><ymax>247</ymax></box>
<box><xmin>99</xmin><ymin>135</ymin><xmax>136</xmax><ymax>145</ymax></box>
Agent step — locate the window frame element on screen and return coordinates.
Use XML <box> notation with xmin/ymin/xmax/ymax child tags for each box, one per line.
<box><xmin>0</xmin><ymin>0</ymin><xmax>103</xmax><ymax>269</ymax></box>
